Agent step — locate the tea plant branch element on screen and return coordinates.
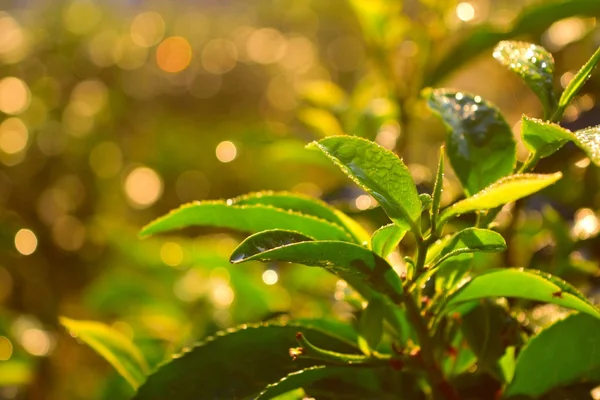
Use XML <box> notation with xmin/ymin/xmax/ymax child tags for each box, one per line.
<box><xmin>402</xmin><ymin>291</ymin><xmax>458</xmax><ymax>400</ymax></box>
<box><xmin>292</xmin><ymin>332</ymin><xmax>391</xmax><ymax>366</ymax></box>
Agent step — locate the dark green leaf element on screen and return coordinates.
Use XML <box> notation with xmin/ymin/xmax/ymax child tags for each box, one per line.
<box><xmin>307</xmin><ymin>136</ymin><xmax>421</xmax><ymax>233</ymax></box>
<box><xmin>555</xmin><ymin>45</ymin><xmax>600</xmax><ymax>121</ymax></box>
<box><xmin>430</xmin><ymin>228</ymin><xmax>506</xmax><ymax>268</ymax></box>
<box><xmin>230</xmin><ymin>230</ymin><xmax>404</xmax><ymax>302</ymax></box>
<box><xmin>427</xmin><ymin>89</ymin><xmax>516</xmax><ymax>196</ymax></box>
<box><xmin>440</xmin><ymin>173</ymin><xmax>562</xmax><ymax>223</ymax></box>
<box><xmin>232</xmin><ymin>191</ymin><xmax>370</xmax><ymax>245</ymax></box>
<box><xmin>358</xmin><ymin>296</ymin><xmax>385</xmax><ymax>355</ymax></box>
<box><xmin>521</xmin><ymin>116</ymin><xmax>572</xmax><ymax>158</ymax></box>
<box><xmin>460</xmin><ymin>302</ymin><xmax>522</xmax><ymax>383</ymax></box>
<box><xmin>493</xmin><ymin>41</ymin><xmax>556</xmax><ymax>117</ymax></box>
<box><xmin>134</xmin><ymin>322</ymin><xmax>360</xmax><ymax>400</ymax></box>
<box><xmin>444</xmin><ymin>268</ymin><xmax>600</xmax><ymax>319</ymax></box>
<box><xmin>426</xmin><ymin>0</ymin><xmax>600</xmax><ymax>86</ymax></box>
<box><xmin>371</xmin><ymin>223</ymin><xmax>406</xmax><ymax>258</ymax></box>
<box><xmin>505</xmin><ymin>313</ymin><xmax>600</xmax><ymax>398</ymax></box>
<box><xmin>257</xmin><ymin>366</ymin><xmax>356</xmax><ymax>400</ymax></box>
<box><xmin>140</xmin><ymin>201</ymin><xmax>352</xmax><ymax>242</ymax></box>
<box><xmin>60</xmin><ymin>317</ymin><xmax>149</xmax><ymax>389</ymax></box>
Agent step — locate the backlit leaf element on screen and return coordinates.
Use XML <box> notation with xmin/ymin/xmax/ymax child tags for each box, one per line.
<box><xmin>427</xmin><ymin>89</ymin><xmax>516</xmax><ymax>196</ymax></box>
<box><xmin>439</xmin><ymin>173</ymin><xmax>562</xmax><ymax>223</ymax></box>
<box><xmin>230</xmin><ymin>230</ymin><xmax>404</xmax><ymax>302</ymax></box>
<box><xmin>444</xmin><ymin>268</ymin><xmax>600</xmax><ymax>319</ymax></box>
<box><xmin>140</xmin><ymin>201</ymin><xmax>352</xmax><ymax>242</ymax></box>
<box><xmin>493</xmin><ymin>41</ymin><xmax>556</xmax><ymax>117</ymax></box>
<box><xmin>233</xmin><ymin>191</ymin><xmax>370</xmax><ymax>244</ymax></box>
<box><xmin>521</xmin><ymin>116</ymin><xmax>572</xmax><ymax>158</ymax></box>
<box><xmin>506</xmin><ymin>313</ymin><xmax>600</xmax><ymax>398</ymax></box>
<box><xmin>307</xmin><ymin>136</ymin><xmax>421</xmax><ymax>233</ymax></box>
<box><xmin>555</xmin><ymin>45</ymin><xmax>600</xmax><ymax>121</ymax></box>
<box><xmin>60</xmin><ymin>317</ymin><xmax>149</xmax><ymax>389</ymax></box>
<box><xmin>371</xmin><ymin>223</ymin><xmax>406</xmax><ymax>258</ymax></box>
<box><xmin>430</xmin><ymin>228</ymin><xmax>506</xmax><ymax>268</ymax></box>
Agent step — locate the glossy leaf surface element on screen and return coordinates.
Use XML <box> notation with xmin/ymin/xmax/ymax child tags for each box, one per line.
<box><xmin>371</xmin><ymin>223</ymin><xmax>406</xmax><ymax>258</ymax></box>
<box><xmin>440</xmin><ymin>173</ymin><xmax>562</xmax><ymax>223</ymax></box>
<box><xmin>257</xmin><ymin>366</ymin><xmax>354</xmax><ymax>400</ymax></box>
<box><xmin>506</xmin><ymin>313</ymin><xmax>600</xmax><ymax>397</ymax></box>
<box><xmin>493</xmin><ymin>41</ymin><xmax>556</xmax><ymax>116</ymax></box>
<box><xmin>232</xmin><ymin>191</ymin><xmax>370</xmax><ymax>244</ymax></box>
<box><xmin>427</xmin><ymin>89</ymin><xmax>516</xmax><ymax>196</ymax></box>
<box><xmin>230</xmin><ymin>230</ymin><xmax>404</xmax><ymax>302</ymax></box>
<box><xmin>431</xmin><ymin>148</ymin><xmax>445</xmax><ymax>221</ymax></box>
<box><xmin>140</xmin><ymin>201</ymin><xmax>352</xmax><ymax>242</ymax></box>
<box><xmin>555</xmin><ymin>45</ymin><xmax>600</xmax><ymax>120</ymax></box>
<box><xmin>573</xmin><ymin>125</ymin><xmax>600</xmax><ymax>166</ymax></box>
<box><xmin>431</xmin><ymin>228</ymin><xmax>506</xmax><ymax>268</ymax></box>
<box><xmin>444</xmin><ymin>269</ymin><xmax>600</xmax><ymax>319</ymax></box>
<box><xmin>134</xmin><ymin>322</ymin><xmax>360</xmax><ymax>400</ymax></box>
<box><xmin>61</xmin><ymin>317</ymin><xmax>149</xmax><ymax>389</ymax></box>
<box><xmin>307</xmin><ymin>136</ymin><xmax>421</xmax><ymax>232</ymax></box>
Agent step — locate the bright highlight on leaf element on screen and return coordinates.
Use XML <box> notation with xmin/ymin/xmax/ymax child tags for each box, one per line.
<box><xmin>493</xmin><ymin>41</ymin><xmax>556</xmax><ymax>117</ymax></box>
<box><xmin>140</xmin><ymin>201</ymin><xmax>353</xmax><ymax>242</ymax></box>
<box><xmin>554</xmin><ymin>44</ymin><xmax>600</xmax><ymax>121</ymax></box>
<box><xmin>60</xmin><ymin>317</ymin><xmax>148</xmax><ymax>390</ymax></box>
<box><xmin>444</xmin><ymin>268</ymin><xmax>600</xmax><ymax>319</ymax></box>
<box><xmin>307</xmin><ymin>136</ymin><xmax>421</xmax><ymax>233</ymax></box>
<box><xmin>429</xmin><ymin>228</ymin><xmax>506</xmax><ymax>269</ymax></box>
<box><xmin>427</xmin><ymin>89</ymin><xmax>516</xmax><ymax>196</ymax></box>
<box><xmin>440</xmin><ymin>172</ymin><xmax>562</xmax><ymax>223</ymax></box>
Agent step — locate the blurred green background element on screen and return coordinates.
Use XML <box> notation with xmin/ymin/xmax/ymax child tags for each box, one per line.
<box><xmin>2</xmin><ymin>0</ymin><xmax>600</xmax><ymax>398</ymax></box>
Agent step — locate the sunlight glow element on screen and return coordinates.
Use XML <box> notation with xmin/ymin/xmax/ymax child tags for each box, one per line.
<box><xmin>15</xmin><ymin>229</ymin><xmax>37</xmax><ymax>256</ymax></box>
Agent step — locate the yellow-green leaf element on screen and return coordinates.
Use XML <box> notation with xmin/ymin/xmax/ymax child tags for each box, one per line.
<box><xmin>60</xmin><ymin>317</ymin><xmax>149</xmax><ymax>389</ymax></box>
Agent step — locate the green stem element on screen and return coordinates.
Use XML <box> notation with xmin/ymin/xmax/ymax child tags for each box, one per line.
<box><xmin>517</xmin><ymin>152</ymin><xmax>540</xmax><ymax>174</ymax></box>
<box><xmin>293</xmin><ymin>332</ymin><xmax>389</xmax><ymax>366</ymax></box>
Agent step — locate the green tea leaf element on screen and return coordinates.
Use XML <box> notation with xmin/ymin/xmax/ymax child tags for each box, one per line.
<box><xmin>506</xmin><ymin>313</ymin><xmax>600</xmax><ymax>398</ymax></box>
<box><xmin>460</xmin><ymin>302</ymin><xmax>522</xmax><ymax>383</ymax></box>
<box><xmin>357</xmin><ymin>296</ymin><xmax>385</xmax><ymax>355</ymax></box>
<box><xmin>431</xmin><ymin>147</ymin><xmax>445</xmax><ymax>223</ymax></box>
<box><xmin>233</xmin><ymin>191</ymin><xmax>370</xmax><ymax>245</ymax></box>
<box><xmin>257</xmin><ymin>366</ymin><xmax>355</xmax><ymax>400</ymax></box>
<box><xmin>134</xmin><ymin>322</ymin><xmax>360</xmax><ymax>400</ymax></box>
<box><xmin>573</xmin><ymin>125</ymin><xmax>600</xmax><ymax>166</ymax></box>
<box><xmin>427</xmin><ymin>89</ymin><xmax>516</xmax><ymax>196</ymax></box>
<box><xmin>371</xmin><ymin>223</ymin><xmax>406</xmax><ymax>258</ymax></box>
<box><xmin>230</xmin><ymin>230</ymin><xmax>404</xmax><ymax>302</ymax></box>
<box><xmin>140</xmin><ymin>201</ymin><xmax>352</xmax><ymax>242</ymax></box>
<box><xmin>555</xmin><ymin>45</ymin><xmax>600</xmax><ymax>121</ymax></box>
<box><xmin>430</xmin><ymin>228</ymin><xmax>506</xmax><ymax>268</ymax></box>
<box><xmin>307</xmin><ymin>136</ymin><xmax>421</xmax><ymax>233</ymax></box>
<box><xmin>444</xmin><ymin>268</ymin><xmax>600</xmax><ymax>319</ymax></box>
<box><xmin>60</xmin><ymin>317</ymin><xmax>149</xmax><ymax>389</ymax></box>
<box><xmin>521</xmin><ymin>117</ymin><xmax>600</xmax><ymax>166</ymax></box>
<box><xmin>521</xmin><ymin>116</ymin><xmax>573</xmax><ymax>158</ymax></box>
<box><xmin>440</xmin><ymin>173</ymin><xmax>562</xmax><ymax>223</ymax></box>
<box><xmin>493</xmin><ymin>41</ymin><xmax>556</xmax><ymax>117</ymax></box>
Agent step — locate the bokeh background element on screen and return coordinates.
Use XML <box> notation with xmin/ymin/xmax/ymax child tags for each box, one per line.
<box><xmin>2</xmin><ymin>0</ymin><xmax>600</xmax><ymax>398</ymax></box>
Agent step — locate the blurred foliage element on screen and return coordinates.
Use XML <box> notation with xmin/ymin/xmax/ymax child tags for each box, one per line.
<box><xmin>2</xmin><ymin>0</ymin><xmax>600</xmax><ymax>399</ymax></box>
